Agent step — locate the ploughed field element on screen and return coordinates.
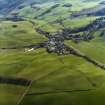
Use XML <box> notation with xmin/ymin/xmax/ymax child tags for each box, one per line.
<box><xmin>0</xmin><ymin>0</ymin><xmax>105</xmax><ymax>105</ymax></box>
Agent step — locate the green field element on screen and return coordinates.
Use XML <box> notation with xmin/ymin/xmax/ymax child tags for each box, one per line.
<box><xmin>0</xmin><ymin>0</ymin><xmax>105</xmax><ymax>105</ymax></box>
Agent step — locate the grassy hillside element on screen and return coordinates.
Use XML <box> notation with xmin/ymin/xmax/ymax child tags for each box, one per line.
<box><xmin>0</xmin><ymin>21</ymin><xmax>47</xmax><ymax>48</ymax></box>
<box><xmin>0</xmin><ymin>0</ymin><xmax>105</xmax><ymax>105</ymax></box>
<box><xmin>65</xmin><ymin>37</ymin><xmax>105</xmax><ymax>63</ymax></box>
<box><xmin>0</xmin><ymin>48</ymin><xmax>105</xmax><ymax>105</ymax></box>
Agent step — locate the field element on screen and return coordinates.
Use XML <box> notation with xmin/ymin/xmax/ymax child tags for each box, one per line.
<box><xmin>0</xmin><ymin>0</ymin><xmax>105</xmax><ymax>105</ymax></box>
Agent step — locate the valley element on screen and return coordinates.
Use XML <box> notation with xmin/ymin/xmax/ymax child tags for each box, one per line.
<box><xmin>0</xmin><ymin>0</ymin><xmax>105</xmax><ymax>105</ymax></box>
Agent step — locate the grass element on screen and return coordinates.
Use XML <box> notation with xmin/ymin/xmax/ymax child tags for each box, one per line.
<box><xmin>20</xmin><ymin>88</ymin><xmax>105</xmax><ymax>105</ymax></box>
<box><xmin>0</xmin><ymin>0</ymin><xmax>105</xmax><ymax>105</ymax></box>
<box><xmin>1</xmin><ymin>47</ymin><xmax>105</xmax><ymax>105</ymax></box>
<box><xmin>63</xmin><ymin>16</ymin><xmax>96</xmax><ymax>28</ymax></box>
<box><xmin>0</xmin><ymin>21</ymin><xmax>47</xmax><ymax>48</ymax></box>
<box><xmin>0</xmin><ymin>84</ymin><xmax>26</xmax><ymax>105</ymax></box>
<box><xmin>0</xmin><ymin>48</ymin><xmax>105</xmax><ymax>105</ymax></box>
<box><xmin>65</xmin><ymin>36</ymin><xmax>105</xmax><ymax>63</ymax></box>
<box><xmin>16</xmin><ymin>49</ymin><xmax>105</xmax><ymax>105</ymax></box>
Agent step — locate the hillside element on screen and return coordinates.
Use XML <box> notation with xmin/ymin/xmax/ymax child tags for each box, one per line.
<box><xmin>0</xmin><ymin>0</ymin><xmax>105</xmax><ymax>105</ymax></box>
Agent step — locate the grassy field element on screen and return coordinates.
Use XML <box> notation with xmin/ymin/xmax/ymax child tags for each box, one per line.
<box><xmin>0</xmin><ymin>21</ymin><xmax>47</xmax><ymax>48</ymax></box>
<box><xmin>0</xmin><ymin>48</ymin><xmax>105</xmax><ymax>105</ymax></box>
<box><xmin>0</xmin><ymin>0</ymin><xmax>105</xmax><ymax>105</ymax></box>
<box><xmin>65</xmin><ymin>37</ymin><xmax>105</xmax><ymax>64</ymax></box>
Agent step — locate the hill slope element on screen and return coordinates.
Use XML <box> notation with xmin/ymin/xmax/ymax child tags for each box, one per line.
<box><xmin>0</xmin><ymin>0</ymin><xmax>105</xmax><ymax>105</ymax></box>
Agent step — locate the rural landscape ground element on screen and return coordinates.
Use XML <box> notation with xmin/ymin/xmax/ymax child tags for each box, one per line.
<box><xmin>0</xmin><ymin>0</ymin><xmax>105</xmax><ymax>105</ymax></box>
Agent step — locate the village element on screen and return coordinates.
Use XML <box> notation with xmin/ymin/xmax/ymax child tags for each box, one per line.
<box><xmin>0</xmin><ymin>13</ymin><xmax>105</xmax><ymax>71</ymax></box>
